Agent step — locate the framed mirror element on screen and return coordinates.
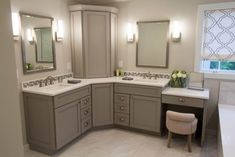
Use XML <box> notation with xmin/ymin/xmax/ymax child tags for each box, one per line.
<box><xmin>20</xmin><ymin>12</ymin><xmax>56</xmax><ymax>74</ymax></box>
<box><xmin>136</xmin><ymin>20</ymin><xmax>169</xmax><ymax>68</ymax></box>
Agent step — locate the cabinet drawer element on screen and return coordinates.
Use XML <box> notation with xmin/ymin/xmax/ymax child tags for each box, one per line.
<box><xmin>54</xmin><ymin>85</ymin><xmax>91</xmax><ymax>109</ymax></box>
<box><xmin>115</xmin><ymin>94</ymin><xmax>129</xmax><ymax>104</ymax></box>
<box><xmin>115</xmin><ymin>103</ymin><xmax>129</xmax><ymax>114</ymax></box>
<box><xmin>114</xmin><ymin>113</ymin><xmax>129</xmax><ymax>126</ymax></box>
<box><xmin>81</xmin><ymin>96</ymin><xmax>91</xmax><ymax>109</ymax></box>
<box><xmin>115</xmin><ymin>83</ymin><xmax>161</xmax><ymax>98</ymax></box>
<box><xmin>81</xmin><ymin>117</ymin><xmax>92</xmax><ymax>133</ymax></box>
<box><xmin>162</xmin><ymin>95</ymin><xmax>204</xmax><ymax>108</ymax></box>
<box><xmin>81</xmin><ymin>106</ymin><xmax>91</xmax><ymax>120</ymax></box>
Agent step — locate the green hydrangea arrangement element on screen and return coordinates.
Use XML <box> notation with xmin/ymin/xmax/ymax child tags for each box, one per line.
<box><xmin>169</xmin><ymin>70</ymin><xmax>187</xmax><ymax>88</ymax></box>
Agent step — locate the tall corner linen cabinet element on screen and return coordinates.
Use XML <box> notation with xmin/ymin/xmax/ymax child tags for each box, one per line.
<box><xmin>70</xmin><ymin>5</ymin><xmax>118</xmax><ymax>78</ymax></box>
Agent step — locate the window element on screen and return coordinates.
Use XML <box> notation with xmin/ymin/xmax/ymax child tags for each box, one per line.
<box><xmin>196</xmin><ymin>2</ymin><xmax>235</xmax><ymax>73</ymax></box>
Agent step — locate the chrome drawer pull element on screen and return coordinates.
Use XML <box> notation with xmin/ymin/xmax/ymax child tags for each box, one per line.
<box><xmin>84</xmin><ymin>122</ymin><xmax>89</xmax><ymax>127</ymax></box>
<box><xmin>84</xmin><ymin>110</ymin><xmax>89</xmax><ymax>115</ymax></box>
<box><xmin>120</xmin><ymin>97</ymin><xmax>125</xmax><ymax>101</ymax></box>
<box><xmin>120</xmin><ymin>117</ymin><xmax>125</xmax><ymax>121</ymax></box>
<box><xmin>120</xmin><ymin>106</ymin><xmax>124</xmax><ymax>110</ymax></box>
<box><xmin>179</xmin><ymin>98</ymin><xmax>185</xmax><ymax>102</ymax></box>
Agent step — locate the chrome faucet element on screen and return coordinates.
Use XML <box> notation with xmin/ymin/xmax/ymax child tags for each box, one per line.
<box><xmin>44</xmin><ymin>76</ymin><xmax>57</xmax><ymax>85</ymax></box>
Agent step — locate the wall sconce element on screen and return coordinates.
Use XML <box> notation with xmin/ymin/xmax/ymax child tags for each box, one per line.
<box><xmin>171</xmin><ymin>21</ymin><xmax>182</xmax><ymax>42</ymax></box>
<box><xmin>127</xmin><ymin>23</ymin><xmax>135</xmax><ymax>43</ymax></box>
<box><xmin>26</xmin><ymin>28</ymin><xmax>34</xmax><ymax>44</ymax></box>
<box><xmin>55</xmin><ymin>20</ymin><xmax>64</xmax><ymax>42</ymax></box>
<box><xmin>11</xmin><ymin>12</ymin><xmax>20</xmax><ymax>40</ymax></box>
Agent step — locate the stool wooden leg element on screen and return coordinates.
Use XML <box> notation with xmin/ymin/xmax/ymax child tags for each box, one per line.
<box><xmin>187</xmin><ymin>134</ymin><xmax>192</xmax><ymax>152</ymax></box>
<box><xmin>167</xmin><ymin>131</ymin><xmax>172</xmax><ymax>148</ymax></box>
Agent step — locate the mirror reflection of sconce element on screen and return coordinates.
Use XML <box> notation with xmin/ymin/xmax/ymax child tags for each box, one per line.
<box><xmin>27</xmin><ymin>28</ymin><xmax>34</xmax><ymax>44</ymax></box>
<box><xmin>171</xmin><ymin>21</ymin><xmax>181</xmax><ymax>42</ymax></box>
<box><xmin>11</xmin><ymin>12</ymin><xmax>20</xmax><ymax>40</ymax></box>
<box><xmin>127</xmin><ymin>23</ymin><xmax>135</xmax><ymax>43</ymax></box>
<box><xmin>55</xmin><ymin>20</ymin><xmax>64</xmax><ymax>42</ymax></box>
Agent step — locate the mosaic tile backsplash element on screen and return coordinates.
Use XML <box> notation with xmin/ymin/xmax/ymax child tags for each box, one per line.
<box><xmin>22</xmin><ymin>73</ymin><xmax>73</xmax><ymax>88</ymax></box>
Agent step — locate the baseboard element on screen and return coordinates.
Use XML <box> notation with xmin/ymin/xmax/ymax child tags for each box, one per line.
<box><xmin>24</xmin><ymin>144</ymin><xmax>29</xmax><ymax>152</ymax></box>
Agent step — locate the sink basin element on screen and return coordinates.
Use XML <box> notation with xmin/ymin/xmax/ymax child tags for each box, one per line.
<box><xmin>41</xmin><ymin>83</ymin><xmax>73</xmax><ymax>91</ymax></box>
<box><xmin>134</xmin><ymin>78</ymin><xmax>159</xmax><ymax>83</ymax></box>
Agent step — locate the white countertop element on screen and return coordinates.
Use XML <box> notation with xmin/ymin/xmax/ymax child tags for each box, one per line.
<box><xmin>22</xmin><ymin>77</ymin><xmax>170</xmax><ymax>96</ymax></box>
<box><xmin>219</xmin><ymin>104</ymin><xmax>235</xmax><ymax>157</ymax></box>
<box><xmin>162</xmin><ymin>87</ymin><xmax>210</xmax><ymax>100</ymax></box>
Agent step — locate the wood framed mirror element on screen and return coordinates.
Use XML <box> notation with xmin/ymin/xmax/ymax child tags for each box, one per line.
<box><xmin>20</xmin><ymin>12</ymin><xmax>56</xmax><ymax>74</ymax></box>
<box><xmin>136</xmin><ymin>20</ymin><xmax>170</xmax><ymax>68</ymax></box>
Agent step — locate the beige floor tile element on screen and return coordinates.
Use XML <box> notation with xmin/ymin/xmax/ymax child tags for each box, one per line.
<box><xmin>24</xmin><ymin>129</ymin><xmax>217</xmax><ymax>157</ymax></box>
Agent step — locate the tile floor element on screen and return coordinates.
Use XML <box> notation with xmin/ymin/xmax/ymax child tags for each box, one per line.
<box><xmin>24</xmin><ymin>129</ymin><xmax>217</xmax><ymax>157</ymax></box>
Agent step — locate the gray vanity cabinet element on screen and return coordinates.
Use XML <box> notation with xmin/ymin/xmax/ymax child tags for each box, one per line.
<box><xmin>70</xmin><ymin>6</ymin><xmax>118</xmax><ymax>78</ymax></box>
<box><xmin>55</xmin><ymin>100</ymin><xmax>80</xmax><ymax>149</ymax></box>
<box><xmin>23</xmin><ymin>85</ymin><xmax>91</xmax><ymax>155</ymax></box>
<box><xmin>92</xmin><ymin>83</ymin><xmax>114</xmax><ymax>127</ymax></box>
<box><xmin>23</xmin><ymin>94</ymin><xmax>56</xmax><ymax>153</ymax></box>
<box><xmin>114</xmin><ymin>83</ymin><xmax>162</xmax><ymax>133</ymax></box>
<box><xmin>130</xmin><ymin>95</ymin><xmax>161</xmax><ymax>132</ymax></box>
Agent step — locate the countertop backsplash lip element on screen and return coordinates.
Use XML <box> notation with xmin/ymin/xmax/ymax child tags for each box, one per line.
<box><xmin>21</xmin><ymin>73</ymin><xmax>73</xmax><ymax>89</ymax></box>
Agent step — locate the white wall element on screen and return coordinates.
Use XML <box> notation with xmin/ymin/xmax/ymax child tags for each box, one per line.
<box><xmin>0</xmin><ymin>0</ymin><xmax>24</xmax><ymax>156</ymax></box>
<box><xmin>109</xmin><ymin>0</ymin><xmax>235</xmax><ymax>130</ymax></box>
<box><xmin>113</xmin><ymin>0</ymin><xmax>234</xmax><ymax>73</ymax></box>
<box><xmin>10</xmin><ymin>0</ymin><xmax>72</xmax><ymax>144</ymax></box>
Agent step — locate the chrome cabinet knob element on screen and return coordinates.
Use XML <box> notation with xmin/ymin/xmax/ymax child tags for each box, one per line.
<box><xmin>84</xmin><ymin>122</ymin><xmax>89</xmax><ymax>127</ymax></box>
<box><xmin>120</xmin><ymin>106</ymin><xmax>124</xmax><ymax>110</ymax></box>
<box><xmin>179</xmin><ymin>98</ymin><xmax>185</xmax><ymax>102</ymax></box>
<box><xmin>84</xmin><ymin>110</ymin><xmax>89</xmax><ymax>115</ymax></box>
<box><xmin>120</xmin><ymin>117</ymin><xmax>125</xmax><ymax>121</ymax></box>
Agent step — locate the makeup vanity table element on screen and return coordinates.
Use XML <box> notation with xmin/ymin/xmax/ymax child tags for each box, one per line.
<box><xmin>162</xmin><ymin>88</ymin><xmax>209</xmax><ymax>146</ymax></box>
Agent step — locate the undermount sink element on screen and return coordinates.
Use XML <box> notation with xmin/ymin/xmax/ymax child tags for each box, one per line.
<box><xmin>134</xmin><ymin>78</ymin><xmax>159</xmax><ymax>83</ymax></box>
<box><xmin>41</xmin><ymin>83</ymin><xmax>74</xmax><ymax>91</ymax></box>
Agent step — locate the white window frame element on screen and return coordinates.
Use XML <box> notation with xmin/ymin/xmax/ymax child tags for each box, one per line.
<box><xmin>195</xmin><ymin>2</ymin><xmax>235</xmax><ymax>80</ymax></box>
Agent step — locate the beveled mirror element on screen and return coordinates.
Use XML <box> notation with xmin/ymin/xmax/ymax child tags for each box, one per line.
<box><xmin>136</xmin><ymin>20</ymin><xmax>169</xmax><ymax>68</ymax></box>
<box><xmin>20</xmin><ymin>12</ymin><xmax>56</xmax><ymax>74</ymax></box>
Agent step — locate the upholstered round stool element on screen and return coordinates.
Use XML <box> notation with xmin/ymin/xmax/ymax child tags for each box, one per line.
<box><xmin>166</xmin><ymin>110</ymin><xmax>198</xmax><ymax>152</ymax></box>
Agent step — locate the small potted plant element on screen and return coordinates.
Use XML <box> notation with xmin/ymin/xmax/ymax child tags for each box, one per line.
<box><xmin>169</xmin><ymin>70</ymin><xmax>187</xmax><ymax>88</ymax></box>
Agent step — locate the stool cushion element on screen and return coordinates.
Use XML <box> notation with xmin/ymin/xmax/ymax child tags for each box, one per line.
<box><xmin>166</xmin><ymin>111</ymin><xmax>198</xmax><ymax>135</ymax></box>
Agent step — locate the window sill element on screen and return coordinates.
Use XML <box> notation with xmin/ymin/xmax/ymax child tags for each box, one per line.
<box><xmin>203</xmin><ymin>71</ymin><xmax>235</xmax><ymax>80</ymax></box>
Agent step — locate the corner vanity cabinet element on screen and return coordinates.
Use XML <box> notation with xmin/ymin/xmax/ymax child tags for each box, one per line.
<box><xmin>70</xmin><ymin>5</ymin><xmax>118</xmax><ymax>78</ymax></box>
<box><xmin>114</xmin><ymin>83</ymin><xmax>163</xmax><ymax>133</ymax></box>
<box><xmin>23</xmin><ymin>81</ymin><xmax>167</xmax><ymax>155</ymax></box>
<box><xmin>23</xmin><ymin>85</ymin><xmax>91</xmax><ymax>155</ymax></box>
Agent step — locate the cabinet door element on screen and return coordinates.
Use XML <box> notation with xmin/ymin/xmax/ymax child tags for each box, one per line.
<box><xmin>55</xmin><ymin>100</ymin><xmax>81</xmax><ymax>149</ymax></box>
<box><xmin>24</xmin><ymin>94</ymin><xmax>56</xmax><ymax>151</ymax></box>
<box><xmin>92</xmin><ymin>83</ymin><xmax>113</xmax><ymax>126</ymax></box>
<box><xmin>130</xmin><ymin>95</ymin><xmax>161</xmax><ymax>133</ymax></box>
<box><xmin>83</xmin><ymin>11</ymin><xmax>111</xmax><ymax>78</ymax></box>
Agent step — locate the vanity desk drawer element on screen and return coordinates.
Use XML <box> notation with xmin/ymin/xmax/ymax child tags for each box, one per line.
<box><xmin>162</xmin><ymin>95</ymin><xmax>204</xmax><ymax>108</ymax></box>
<box><xmin>81</xmin><ymin>106</ymin><xmax>91</xmax><ymax>120</ymax></box>
<box><xmin>115</xmin><ymin>83</ymin><xmax>161</xmax><ymax>98</ymax></box>
<box><xmin>115</xmin><ymin>94</ymin><xmax>129</xmax><ymax>105</ymax></box>
<box><xmin>81</xmin><ymin>117</ymin><xmax>92</xmax><ymax>133</ymax></box>
<box><xmin>115</xmin><ymin>103</ymin><xmax>129</xmax><ymax>114</ymax></box>
<box><xmin>81</xmin><ymin>96</ymin><xmax>91</xmax><ymax>109</ymax></box>
<box><xmin>114</xmin><ymin>113</ymin><xmax>129</xmax><ymax>126</ymax></box>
